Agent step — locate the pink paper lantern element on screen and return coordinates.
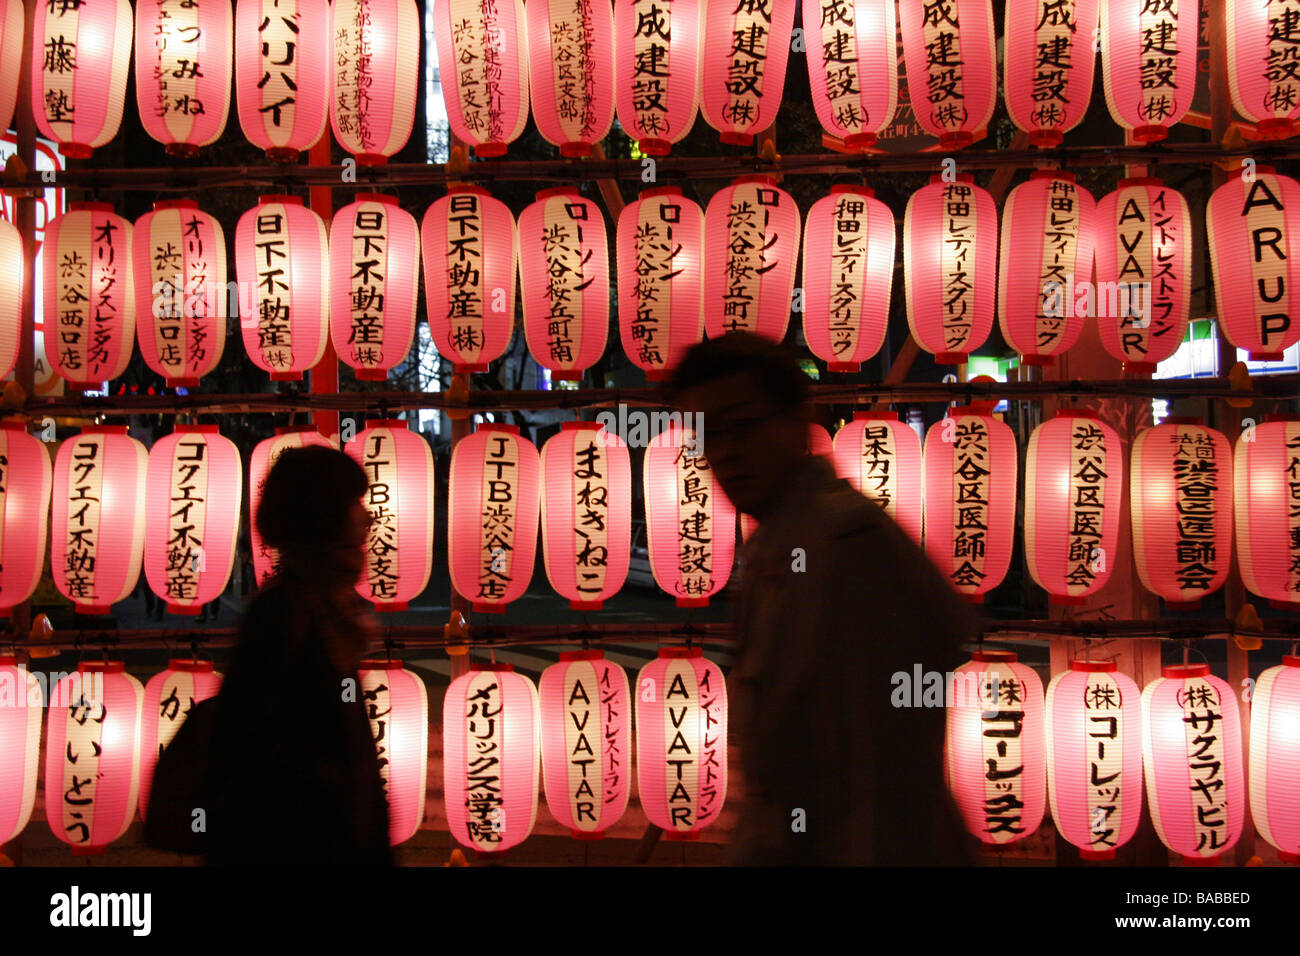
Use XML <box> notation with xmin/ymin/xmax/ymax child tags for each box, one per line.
<box><xmin>539</xmin><ymin>650</ymin><xmax>631</xmax><ymax>838</ymax></box>
<box><xmin>134</xmin><ymin>0</ymin><xmax>233</xmax><ymax>157</ymax></box>
<box><xmin>330</xmin><ymin>194</ymin><xmax>419</xmax><ymax>381</ymax></box>
<box><xmin>832</xmin><ymin>411</ymin><xmax>923</xmax><ymax>545</ymax></box>
<box><xmin>1142</xmin><ymin>663</ymin><xmax>1245</xmax><ymax>864</ymax></box>
<box><xmin>1130</xmin><ymin>419</ymin><xmax>1233</xmax><ymax>609</ymax></box>
<box><xmin>357</xmin><ymin>659</ymin><xmax>429</xmax><ymax>846</ymax></box>
<box><xmin>1207</xmin><ymin>168</ymin><xmax>1300</xmax><ymax>361</ymax></box>
<box><xmin>0</xmin><ymin>655</ymin><xmax>42</xmax><ymax>845</ymax></box>
<box><xmin>249</xmin><ymin>426</ymin><xmax>337</xmax><ymax>584</ymax></box>
<box><xmin>52</xmin><ymin>426</ymin><xmax>147</xmax><ymax>615</ymax></box>
<box><xmin>1045</xmin><ymin>660</ymin><xmax>1142</xmax><ymax>860</ymax></box>
<box><xmin>0</xmin><ymin>422</ymin><xmax>53</xmax><ymax>615</ymax></box>
<box><xmin>740</xmin><ymin>423</ymin><xmax>832</xmax><ymax>543</ymax></box>
<box><xmin>527</xmin><ymin>0</ymin><xmax>615</xmax><ymax>156</ymax></box>
<box><xmin>132</xmin><ymin>200</ymin><xmax>228</xmax><ymax>387</ymax></box>
<box><xmin>612</xmin><ymin>0</ymin><xmax>701</xmax><ymax>156</ymax></box>
<box><xmin>635</xmin><ymin>647</ymin><xmax>727</xmax><ymax>836</ymax></box>
<box><xmin>1100</xmin><ymin>0</ymin><xmax>1197</xmax><ymax>142</ymax></box>
<box><xmin>1250</xmin><ymin>655</ymin><xmax>1300</xmax><ymax>862</ymax></box>
<box><xmin>802</xmin><ymin>0</ymin><xmax>897</xmax><ymax>148</ymax></box>
<box><xmin>1234</xmin><ymin>415</ymin><xmax>1300</xmax><ymax>609</ymax></box>
<box><xmin>616</xmin><ymin>186</ymin><xmax>704</xmax><ymax>381</ymax></box>
<box><xmin>898</xmin><ymin>0</ymin><xmax>997</xmax><ymax>148</ymax></box>
<box><xmin>699</xmin><ymin>0</ymin><xmax>794</xmax><ymax>145</ymax></box>
<box><xmin>944</xmin><ymin>649</ymin><xmax>1046</xmax><ymax>846</ymax></box>
<box><xmin>703</xmin><ymin>176</ymin><xmax>800</xmax><ymax>343</ymax></box>
<box><xmin>1003</xmin><ymin>0</ymin><xmax>1098</xmax><ymax>147</ymax></box>
<box><xmin>518</xmin><ymin>189</ymin><xmax>609</xmax><ymax>381</ymax></box>
<box><xmin>0</xmin><ymin>0</ymin><xmax>20</xmax><ymax>135</ymax></box>
<box><xmin>235</xmin><ymin>0</ymin><xmax>331</xmax><ymax>160</ymax></box>
<box><xmin>331</xmin><ymin>0</ymin><xmax>420</xmax><ymax>163</ymax></box>
<box><xmin>0</xmin><ymin>217</ymin><xmax>20</xmax><ymax>381</ymax></box>
<box><xmin>1227</xmin><ymin>0</ymin><xmax>1300</xmax><ymax>141</ymax></box>
<box><xmin>431</xmin><ymin>0</ymin><xmax>529</xmax><ymax>158</ymax></box>
<box><xmin>138</xmin><ymin>659</ymin><xmax>222</xmax><ymax>820</ymax></box>
<box><xmin>998</xmin><ymin>170</ymin><xmax>1097</xmax><ymax>366</ymax></box>
<box><xmin>443</xmin><ymin>662</ymin><xmax>539</xmax><ymax>853</ymax></box>
<box><xmin>235</xmin><ymin>195</ymin><xmax>330</xmax><ymax>381</ymax></box>
<box><xmin>448</xmin><ymin>423</ymin><xmax>541</xmax><ymax>614</ymax></box>
<box><xmin>1024</xmin><ymin>410</ymin><xmax>1123</xmax><ymax>604</ymax></box>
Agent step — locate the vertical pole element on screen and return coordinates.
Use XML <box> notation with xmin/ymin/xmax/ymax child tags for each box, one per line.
<box><xmin>308</xmin><ymin>138</ymin><xmax>340</xmax><ymax>442</ymax></box>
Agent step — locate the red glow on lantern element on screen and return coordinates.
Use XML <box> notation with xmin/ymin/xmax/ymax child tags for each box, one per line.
<box><xmin>0</xmin><ymin>423</ymin><xmax>53</xmax><ymax>615</ymax></box>
<box><xmin>0</xmin><ymin>655</ymin><xmax>42</xmax><ymax>844</ymax></box>
<box><xmin>358</xmin><ymin>659</ymin><xmax>429</xmax><ymax>845</ymax></box>
<box><xmin>1234</xmin><ymin>416</ymin><xmax>1300</xmax><ymax>609</ymax></box>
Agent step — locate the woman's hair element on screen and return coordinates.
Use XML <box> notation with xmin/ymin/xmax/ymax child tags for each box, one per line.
<box><xmin>256</xmin><ymin>445</ymin><xmax>368</xmax><ymax>554</ymax></box>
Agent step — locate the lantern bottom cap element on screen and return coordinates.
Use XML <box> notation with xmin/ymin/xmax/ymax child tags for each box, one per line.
<box><xmin>166</xmin><ymin>377</ymin><xmax>200</xmax><ymax>388</ymax></box>
<box><xmin>719</xmin><ymin>132</ymin><xmax>754</xmax><ymax>146</ymax></box>
<box><xmin>645</xmin><ymin>368</ymin><xmax>670</xmax><ymax>382</ymax></box>
<box><xmin>1050</xmin><ymin>594</ymin><xmax>1086</xmax><ymax>606</ymax></box>
<box><xmin>1077</xmin><ymin>847</ymin><xmax>1116</xmax><ymax>861</ymax></box>
<box><xmin>265</xmin><ymin>147</ymin><xmax>301</xmax><ymax>164</ymax></box>
<box><xmin>938</xmin><ymin>131</ymin><xmax>974</xmax><ymax>149</ymax></box>
<box><xmin>60</xmin><ymin>143</ymin><xmax>93</xmax><ymax>159</ymax></box>
<box><xmin>454</xmin><ymin>363</ymin><xmax>489</xmax><ymax>374</ymax></box>
<box><xmin>1164</xmin><ymin>599</ymin><xmax>1202</xmax><ymax>611</ymax></box>
<box><xmin>472</xmin><ymin>602</ymin><xmax>507</xmax><ymax>614</ymax></box>
<box><xmin>69</xmin><ymin>844</ymin><xmax>108</xmax><ymax>856</ymax></box>
<box><xmin>372</xmin><ymin>602</ymin><xmax>409</xmax><ymax>612</ymax></box>
<box><xmin>935</xmin><ymin>352</ymin><xmax>969</xmax><ymax>365</ymax></box>
<box><xmin>1019</xmin><ymin>354</ymin><xmax>1054</xmax><ymax>367</ymax></box>
<box><xmin>569</xmin><ymin>600</ymin><xmax>602</xmax><ymax>611</ymax></box>
<box><xmin>827</xmin><ymin>362</ymin><xmax>859</xmax><ymax>373</ymax></box>
<box><xmin>1279</xmin><ymin>850</ymin><xmax>1300</xmax><ymax>863</ymax></box>
<box><xmin>638</xmin><ymin>139</ymin><xmax>672</xmax><ymax>156</ymax></box>
<box><xmin>353</xmin><ymin>368</ymin><xmax>389</xmax><ymax>382</ymax></box>
<box><xmin>842</xmin><ymin>132</ymin><xmax>877</xmax><ymax>149</ymax></box>
<box><xmin>1180</xmin><ymin>854</ymin><xmax>1223</xmax><ymax>867</ymax></box>
<box><xmin>569</xmin><ymin>829</ymin><xmax>605</xmax><ymax>841</ymax></box>
<box><xmin>662</xmin><ymin>830</ymin><xmax>703</xmax><ymax>842</ymax></box>
<box><xmin>473</xmin><ymin>142</ymin><xmax>507</xmax><ymax>158</ymax></box>
<box><xmin>168</xmin><ymin>604</ymin><xmax>203</xmax><ymax>616</ymax></box>
<box><xmin>1122</xmin><ymin>362</ymin><xmax>1156</xmax><ymax>378</ymax></box>
<box><xmin>269</xmin><ymin>372</ymin><xmax>303</xmax><ymax>382</ymax></box>
<box><xmin>165</xmin><ymin>143</ymin><xmax>201</xmax><ymax>159</ymax></box>
<box><xmin>1253</xmin><ymin>118</ymin><xmax>1297</xmax><ymax>140</ymax></box>
<box><xmin>675</xmin><ymin>597</ymin><xmax>709</xmax><ymax>608</ymax></box>
<box><xmin>1250</xmin><ymin>352</ymin><xmax>1285</xmax><ymax>362</ymax></box>
<box><xmin>355</xmin><ymin>153</ymin><xmax>388</xmax><ymax>166</ymax></box>
<box><xmin>1029</xmin><ymin>130</ymin><xmax>1064</xmax><ymax>148</ymax></box>
<box><xmin>1133</xmin><ymin>126</ymin><xmax>1169</xmax><ymax>144</ymax></box>
<box><xmin>74</xmin><ymin>604</ymin><xmax>112</xmax><ymax>615</ymax></box>
<box><xmin>559</xmin><ymin>143</ymin><xmax>592</xmax><ymax>158</ymax></box>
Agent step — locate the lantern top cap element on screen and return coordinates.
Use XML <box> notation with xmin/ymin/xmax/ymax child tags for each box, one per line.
<box><xmin>359</xmin><ymin>659</ymin><xmax>405</xmax><ymax>671</ymax></box>
<box><xmin>559</xmin><ymin>649</ymin><xmax>605</xmax><ymax>661</ymax></box>
<box><xmin>79</xmin><ymin>661</ymin><xmax>125</xmax><ymax>674</ymax></box>
<box><xmin>1068</xmin><ymin>660</ymin><xmax>1117</xmax><ymax>672</ymax></box>
<box><xmin>79</xmin><ymin>425</ymin><xmax>130</xmax><ymax>435</ymax></box>
<box><xmin>560</xmin><ymin>420</ymin><xmax>604</xmax><ymax>432</ymax></box>
<box><xmin>930</xmin><ymin>172</ymin><xmax>975</xmax><ymax>185</ymax></box>
<box><xmin>1030</xmin><ymin>169</ymin><xmax>1073</xmax><ymax>182</ymax></box>
<box><xmin>1159</xmin><ymin>416</ymin><xmax>1205</xmax><ymax>427</ymax></box>
<box><xmin>353</xmin><ymin>193</ymin><xmax>399</xmax><ymax>206</ymax></box>
<box><xmin>1052</xmin><ymin>408</ymin><xmax>1100</xmax><ymax>420</ymax></box>
<box><xmin>70</xmin><ymin>201</ymin><xmax>116</xmax><ymax>214</ymax></box>
<box><xmin>259</xmin><ymin>195</ymin><xmax>304</xmax><ymax>206</ymax></box>
<box><xmin>535</xmin><ymin>187</ymin><xmax>581</xmax><ymax>202</ymax></box>
<box><xmin>1263</xmin><ymin>413</ymin><xmax>1300</xmax><ymax>423</ymax></box>
<box><xmin>831</xmin><ymin>184</ymin><xmax>873</xmax><ymax>197</ymax></box>
<box><xmin>658</xmin><ymin>646</ymin><xmax>703</xmax><ymax>659</ymax></box>
<box><xmin>153</xmin><ymin>199</ymin><xmax>200</xmax><ymax>212</ymax></box>
<box><xmin>1282</xmin><ymin>656</ymin><xmax>1300</xmax><ymax>668</ymax></box>
<box><xmin>173</xmin><ymin>425</ymin><xmax>221</xmax><ymax>434</ymax></box>
<box><xmin>733</xmin><ymin>174</ymin><xmax>777</xmax><ymax>187</ymax></box>
<box><xmin>1118</xmin><ymin>177</ymin><xmax>1164</xmax><ymax>189</ymax></box>
<box><xmin>469</xmin><ymin>662</ymin><xmax>515</xmax><ymax>672</ymax></box>
<box><xmin>971</xmin><ymin>649</ymin><xmax>1017</xmax><ymax>663</ymax></box>
<box><xmin>853</xmin><ymin>410</ymin><xmax>899</xmax><ymax>422</ymax></box>
<box><xmin>1161</xmin><ymin>663</ymin><xmax>1211</xmax><ymax>678</ymax></box>
<box><xmin>274</xmin><ymin>424</ymin><xmax>324</xmax><ymax>436</ymax></box>
<box><xmin>639</xmin><ymin>185</ymin><xmax>683</xmax><ymax>198</ymax></box>
<box><xmin>445</xmin><ymin>184</ymin><xmax>491</xmax><ymax>198</ymax></box>
<box><xmin>0</xmin><ymin>419</ymin><xmax>30</xmax><ymax>432</ymax></box>
<box><xmin>476</xmin><ymin>422</ymin><xmax>520</xmax><ymax>435</ymax></box>
<box><xmin>167</xmin><ymin>659</ymin><xmax>215</xmax><ymax>673</ymax></box>
<box><xmin>0</xmin><ymin>655</ymin><xmax>16</xmax><ymax>666</ymax></box>
<box><xmin>363</xmin><ymin>418</ymin><xmax>409</xmax><ymax>431</ymax></box>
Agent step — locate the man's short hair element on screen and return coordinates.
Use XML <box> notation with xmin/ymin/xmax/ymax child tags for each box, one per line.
<box><xmin>667</xmin><ymin>331</ymin><xmax>811</xmax><ymax>413</ymax></box>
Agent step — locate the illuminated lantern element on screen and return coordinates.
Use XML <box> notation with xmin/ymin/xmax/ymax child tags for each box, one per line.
<box><xmin>1234</xmin><ymin>415</ymin><xmax>1300</xmax><ymax>609</ymax></box>
<box><xmin>138</xmin><ymin>660</ymin><xmax>222</xmax><ymax>820</ymax></box>
<box><xmin>832</xmin><ymin>411</ymin><xmax>923</xmax><ymax>545</ymax></box>
<box><xmin>802</xmin><ymin>185</ymin><xmax>894</xmax><ymax>372</ymax></box>
<box><xmin>30</xmin><ymin>0</ymin><xmax>132</xmax><ymax>157</ymax></box>
<box><xmin>330</xmin><ymin>194</ymin><xmax>419</xmax><ymax>381</ymax></box>
<box><xmin>249</xmin><ymin>426</ymin><xmax>336</xmax><ymax>584</ymax></box>
<box><xmin>643</xmin><ymin>422</ymin><xmax>735</xmax><ymax>606</ymax></box>
<box><xmin>904</xmin><ymin>175</ymin><xmax>997</xmax><ymax>364</ymax></box>
<box><xmin>1142</xmin><ymin>663</ymin><xmax>1244</xmax><ymax>864</ymax></box>
<box><xmin>740</xmin><ymin>423</ymin><xmax>832</xmax><ymax>543</ymax></box>
<box><xmin>699</xmin><ymin>0</ymin><xmax>794</xmax><ymax>145</ymax></box>
<box><xmin>1024</xmin><ymin>410</ymin><xmax>1123</xmax><ymax>604</ymax></box>
<box><xmin>998</xmin><ymin>170</ymin><xmax>1096</xmax><ymax>366</ymax></box>
<box><xmin>44</xmin><ymin>661</ymin><xmax>143</xmax><ymax>853</ymax></box>
<box><xmin>443</xmin><ymin>663</ymin><xmax>539</xmax><ymax>853</ymax></box>
<box><xmin>344</xmin><ymin>419</ymin><xmax>436</xmax><ymax>611</ymax></box>
<box><xmin>635</xmin><ymin>647</ymin><xmax>727</xmax><ymax>836</ymax></box>
<box><xmin>0</xmin><ymin>655</ymin><xmax>41</xmax><ymax>845</ymax></box>
<box><xmin>1094</xmin><ymin>179</ymin><xmax>1192</xmax><ymax>375</ymax></box>
<box><xmin>1130</xmin><ymin>419</ymin><xmax>1233</xmax><ymax>608</ymax></box>
<box><xmin>1250</xmin><ymin>656</ymin><xmax>1300</xmax><ymax>861</ymax></box>
<box><xmin>1045</xmin><ymin>660</ymin><xmax>1142</xmax><ymax>860</ymax></box>
<box><xmin>1207</xmin><ymin>169</ymin><xmax>1300</xmax><ymax>361</ymax></box>
<box><xmin>132</xmin><ymin>200</ymin><xmax>228</xmax><ymax>387</ymax></box>
<box><xmin>52</xmin><ymin>426</ymin><xmax>147</xmax><ymax>614</ymax></box>
<box><xmin>802</xmin><ymin>0</ymin><xmax>896</xmax><ymax>148</ymax></box>
<box><xmin>518</xmin><ymin>189</ymin><xmax>609</xmax><ymax>381</ymax></box>
<box><xmin>448</xmin><ymin>423</ymin><xmax>541</xmax><ymax>613</ymax></box>
<box><xmin>0</xmin><ymin>0</ymin><xmax>20</xmax><ymax>134</ymax></box>
<box><xmin>0</xmin><ymin>217</ymin><xmax>19</xmax><ymax>380</ymax></box>
<box><xmin>235</xmin><ymin>196</ymin><xmax>330</xmax><ymax>381</ymax></box>
<box><xmin>331</xmin><ymin>0</ymin><xmax>420</xmax><ymax>163</ymax></box>
<box><xmin>703</xmin><ymin>176</ymin><xmax>800</xmax><ymax>343</ymax></box>
<box><xmin>540</xmin><ymin>650</ymin><xmax>631</xmax><ymax>837</ymax></box>
<box><xmin>0</xmin><ymin>422</ymin><xmax>53</xmax><ymax>615</ymax></box>
<box><xmin>45</xmin><ymin>203</ymin><xmax>136</xmax><ymax>390</ymax></box>
<box><xmin>899</xmin><ymin>0</ymin><xmax>996</xmax><ymax>148</ymax></box>
<box><xmin>945</xmin><ymin>650</ymin><xmax>1046</xmax><ymax>845</ymax></box>
<box><xmin>135</xmin><ymin>0</ymin><xmax>233</xmax><ymax>156</ymax></box>
<box><xmin>236</xmin><ymin>0</ymin><xmax>330</xmax><ymax>160</ymax></box>
<box><xmin>527</xmin><ymin>0</ymin><xmax>614</xmax><ymax>156</ymax></box>
<box><xmin>431</xmin><ymin>0</ymin><xmax>529</xmax><ymax>157</ymax></box>
<box><xmin>540</xmin><ymin>422</ymin><xmax>631</xmax><ymax>610</ymax></box>
<box><xmin>1100</xmin><ymin>0</ymin><xmax>1196</xmax><ymax>142</ymax></box>
<box><xmin>612</xmin><ymin>0</ymin><xmax>700</xmax><ymax>156</ymax></box>
<box><xmin>1004</xmin><ymin>0</ymin><xmax>1097</xmax><ymax>146</ymax></box>
<box><xmin>358</xmin><ymin>659</ymin><xmax>429</xmax><ymax>846</ymax></box>
<box><xmin>923</xmin><ymin>409</ymin><xmax>1016</xmax><ymax>602</ymax></box>
<box><xmin>1228</xmin><ymin>0</ymin><xmax>1300</xmax><ymax>141</ymax></box>
<box><xmin>616</xmin><ymin>187</ymin><xmax>704</xmax><ymax>381</ymax></box>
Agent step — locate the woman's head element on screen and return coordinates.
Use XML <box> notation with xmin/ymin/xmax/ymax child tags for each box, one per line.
<box><xmin>257</xmin><ymin>445</ymin><xmax>370</xmax><ymax>581</ymax></box>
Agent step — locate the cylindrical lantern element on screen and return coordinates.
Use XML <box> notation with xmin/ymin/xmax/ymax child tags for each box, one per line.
<box><xmin>904</xmin><ymin>175</ymin><xmax>997</xmax><ymax>364</ymax></box>
<box><xmin>612</xmin><ymin>0</ymin><xmax>700</xmax><ymax>156</ymax></box>
<box><xmin>1100</xmin><ymin>0</ymin><xmax>1197</xmax><ymax>142</ymax></box>
<box><xmin>923</xmin><ymin>409</ymin><xmax>1016</xmax><ymax>601</ymax></box>
<box><xmin>1024</xmin><ymin>410</ymin><xmax>1123</xmax><ymax>604</ymax></box>
<box><xmin>635</xmin><ymin>647</ymin><xmax>727</xmax><ymax>836</ymax></box>
<box><xmin>998</xmin><ymin>170</ymin><xmax>1097</xmax><ymax>366</ymax></box>
<box><xmin>344</xmin><ymin>419</ymin><xmax>436</xmax><ymax>611</ymax></box>
<box><xmin>699</xmin><ymin>0</ymin><xmax>794</xmax><ymax>145</ymax></box>
<box><xmin>1004</xmin><ymin>0</ymin><xmax>1098</xmax><ymax>147</ymax></box>
<box><xmin>443</xmin><ymin>662</ymin><xmax>539</xmax><ymax>853</ymax></box>
<box><xmin>31</xmin><ymin>0</ymin><xmax>132</xmax><ymax>157</ymax></box>
<box><xmin>643</xmin><ymin>422</ymin><xmax>735</xmax><ymax>606</ymax></box>
<box><xmin>249</xmin><ymin>426</ymin><xmax>337</xmax><ymax>584</ymax></box>
<box><xmin>899</xmin><ymin>0</ymin><xmax>997</xmax><ymax>148</ymax></box>
<box><xmin>330</xmin><ymin>194</ymin><xmax>419</xmax><ymax>381</ymax></box>
<box><xmin>431</xmin><ymin>0</ymin><xmax>529</xmax><ymax>157</ymax></box>
<box><xmin>235</xmin><ymin>195</ymin><xmax>330</xmax><ymax>381</ymax></box>
<box><xmin>44</xmin><ymin>661</ymin><xmax>143</xmax><ymax>853</ymax></box>
<box><xmin>1234</xmin><ymin>415</ymin><xmax>1300</xmax><ymax>609</ymax></box>
<box><xmin>357</xmin><ymin>659</ymin><xmax>429</xmax><ymax>846</ymax></box>
<box><xmin>0</xmin><ymin>195</ymin><xmax>23</xmax><ymax>380</ymax></box>
<box><xmin>1045</xmin><ymin>660</ymin><xmax>1142</xmax><ymax>859</ymax></box>
<box><xmin>832</xmin><ymin>411</ymin><xmax>923</xmax><ymax>545</ymax></box>
<box><xmin>540</xmin><ymin>650</ymin><xmax>631</xmax><ymax>838</ymax></box>
<box><xmin>45</xmin><ymin>203</ymin><xmax>136</xmax><ymax>390</ymax></box>
<box><xmin>945</xmin><ymin>649</ymin><xmax>1046</xmax><ymax>845</ymax></box>
<box><xmin>0</xmin><ymin>0</ymin><xmax>21</xmax><ymax>135</ymax></box>
<box><xmin>448</xmin><ymin>423</ymin><xmax>541</xmax><ymax>613</ymax></box>
<box><xmin>1095</xmin><ymin>178</ymin><xmax>1192</xmax><ymax>375</ymax></box>
<box><xmin>132</xmin><ymin>200</ymin><xmax>228</xmax><ymax>387</ymax></box>
<box><xmin>138</xmin><ymin>659</ymin><xmax>222</xmax><ymax>820</ymax></box>
<box><xmin>518</xmin><ymin>189</ymin><xmax>609</xmax><ymax>381</ymax></box>
<box><xmin>52</xmin><ymin>426</ymin><xmax>147</xmax><ymax>614</ymax></box>
<box><xmin>802</xmin><ymin>185</ymin><xmax>894</xmax><ymax>372</ymax></box>
<box><xmin>1227</xmin><ymin>0</ymin><xmax>1300</xmax><ymax>141</ymax></box>
<box><xmin>703</xmin><ymin>176</ymin><xmax>800</xmax><ymax>343</ymax></box>
<box><xmin>330</xmin><ymin>0</ymin><xmax>420</xmax><ymax>163</ymax></box>
<box><xmin>0</xmin><ymin>655</ymin><xmax>42</xmax><ymax>845</ymax></box>
<box><xmin>740</xmin><ymin>423</ymin><xmax>832</xmax><ymax>543</ymax></box>
<box><xmin>235</xmin><ymin>0</ymin><xmax>331</xmax><ymax>160</ymax></box>
<box><xmin>1130</xmin><ymin>419</ymin><xmax>1233</xmax><ymax>609</ymax></box>
<box><xmin>1207</xmin><ymin>168</ymin><xmax>1300</xmax><ymax>361</ymax></box>
<box><xmin>616</xmin><ymin>186</ymin><xmax>704</xmax><ymax>381</ymax></box>
<box><xmin>527</xmin><ymin>0</ymin><xmax>614</xmax><ymax>156</ymax></box>
<box><xmin>802</xmin><ymin>0</ymin><xmax>897</xmax><ymax>148</ymax></box>
<box><xmin>1250</xmin><ymin>655</ymin><xmax>1300</xmax><ymax>861</ymax></box>
<box><xmin>0</xmin><ymin>422</ymin><xmax>53</xmax><ymax>615</ymax></box>
<box><xmin>1142</xmin><ymin>663</ymin><xmax>1245</xmax><ymax>864</ymax></box>
<box><xmin>134</xmin><ymin>0</ymin><xmax>233</xmax><ymax>156</ymax></box>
